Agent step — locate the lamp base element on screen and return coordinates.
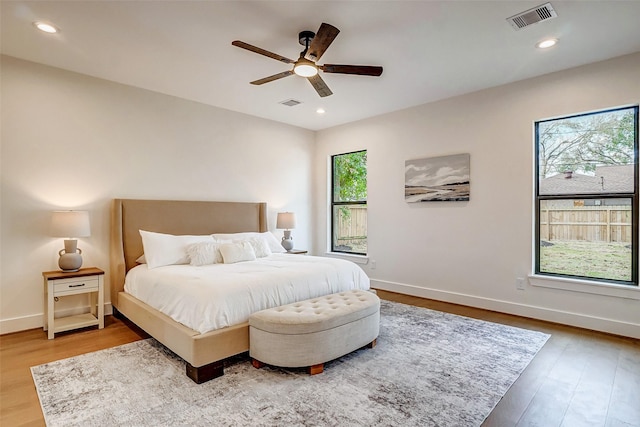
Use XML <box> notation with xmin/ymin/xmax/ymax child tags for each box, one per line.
<box><xmin>58</xmin><ymin>241</ymin><xmax>83</xmax><ymax>272</ymax></box>
<box><xmin>281</xmin><ymin>238</ymin><xmax>294</xmax><ymax>251</ymax></box>
<box><xmin>281</xmin><ymin>230</ymin><xmax>294</xmax><ymax>251</ymax></box>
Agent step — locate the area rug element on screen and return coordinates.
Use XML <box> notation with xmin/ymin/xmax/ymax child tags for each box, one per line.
<box><xmin>31</xmin><ymin>301</ymin><xmax>549</xmax><ymax>426</ymax></box>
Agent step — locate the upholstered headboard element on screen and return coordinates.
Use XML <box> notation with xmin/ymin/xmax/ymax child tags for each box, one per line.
<box><xmin>110</xmin><ymin>199</ymin><xmax>267</xmax><ymax>308</ymax></box>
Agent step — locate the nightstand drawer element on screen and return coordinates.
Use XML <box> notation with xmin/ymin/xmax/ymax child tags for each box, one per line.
<box><xmin>53</xmin><ymin>277</ymin><xmax>99</xmax><ymax>295</ymax></box>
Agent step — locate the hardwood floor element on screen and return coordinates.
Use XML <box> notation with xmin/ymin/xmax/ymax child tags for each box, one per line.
<box><xmin>376</xmin><ymin>291</ymin><xmax>640</xmax><ymax>427</ymax></box>
<box><xmin>0</xmin><ymin>316</ymin><xmax>148</xmax><ymax>427</ymax></box>
<box><xmin>1</xmin><ymin>291</ymin><xmax>638</xmax><ymax>426</ymax></box>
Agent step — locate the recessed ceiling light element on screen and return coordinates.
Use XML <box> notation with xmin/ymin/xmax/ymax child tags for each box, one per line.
<box><xmin>536</xmin><ymin>38</ymin><xmax>557</xmax><ymax>49</ymax></box>
<box><xmin>316</xmin><ymin>108</ymin><xmax>326</xmax><ymax>114</ymax></box>
<box><xmin>33</xmin><ymin>21</ymin><xmax>59</xmax><ymax>34</ymax></box>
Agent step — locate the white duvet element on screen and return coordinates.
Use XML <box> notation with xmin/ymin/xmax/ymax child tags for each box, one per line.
<box><xmin>124</xmin><ymin>254</ymin><xmax>370</xmax><ymax>334</ymax></box>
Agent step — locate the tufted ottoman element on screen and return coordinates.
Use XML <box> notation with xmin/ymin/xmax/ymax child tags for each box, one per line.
<box><xmin>249</xmin><ymin>290</ymin><xmax>380</xmax><ymax>375</ymax></box>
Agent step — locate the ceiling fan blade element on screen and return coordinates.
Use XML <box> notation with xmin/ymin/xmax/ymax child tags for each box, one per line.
<box><xmin>250</xmin><ymin>70</ymin><xmax>294</xmax><ymax>85</ymax></box>
<box><xmin>320</xmin><ymin>64</ymin><xmax>383</xmax><ymax>76</ymax></box>
<box><xmin>304</xmin><ymin>23</ymin><xmax>340</xmax><ymax>62</ymax></box>
<box><xmin>232</xmin><ymin>40</ymin><xmax>295</xmax><ymax>64</ymax></box>
<box><xmin>307</xmin><ymin>74</ymin><xmax>333</xmax><ymax>97</ymax></box>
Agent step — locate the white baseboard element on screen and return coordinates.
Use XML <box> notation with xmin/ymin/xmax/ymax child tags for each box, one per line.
<box><xmin>0</xmin><ymin>313</ymin><xmax>43</xmax><ymax>335</ymax></box>
<box><xmin>372</xmin><ymin>279</ymin><xmax>640</xmax><ymax>340</ymax></box>
<box><xmin>0</xmin><ymin>303</ymin><xmax>113</xmax><ymax>335</ymax></box>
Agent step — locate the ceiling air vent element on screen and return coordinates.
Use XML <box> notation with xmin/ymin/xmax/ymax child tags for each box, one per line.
<box><xmin>279</xmin><ymin>99</ymin><xmax>302</xmax><ymax>107</ymax></box>
<box><xmin>507</xmin><ymin>2</ymin><xmax>557</xmax><ymax>30</ymax></box>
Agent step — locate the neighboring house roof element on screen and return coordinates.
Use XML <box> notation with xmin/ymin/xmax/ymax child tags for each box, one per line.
<box><xmin>540</xmin><ymin>165</ymin><xmax>634</xmax><ymax>195</ymax></box>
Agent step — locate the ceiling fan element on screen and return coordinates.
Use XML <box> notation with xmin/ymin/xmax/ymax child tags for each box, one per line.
<box><xmin>232</xmin><ymin>23</ymin><xmax>383</xmax><ymax>98</ymax></box>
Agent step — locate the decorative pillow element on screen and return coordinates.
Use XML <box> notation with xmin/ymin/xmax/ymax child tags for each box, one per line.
<box><xmin>136</xmin><ymin>254</ymin><xmax>146</xmax><ymax>264</ymax></box>
<box><xmin>212</xmin><ymin>231</ymin><xmax>286</xmax><ymax>253</ymax></box>
<box><xmin>139</xmin><ymin>230</ymin><xmax>214</xmax><ymax>269</ymax></box>
<box><xmin>186</xmin><ymin>242</ymin><xmax>224</xmax><ymax>266</ymax></box>
<box><xmin>246</xmin><ymin>237</ymin><xmax>272</xmax><ymax>258</ymax></box>
<box><xmin>219</xmin><ymin>241</ymin><xmax>257</xmax><ymax>264</ymax></box>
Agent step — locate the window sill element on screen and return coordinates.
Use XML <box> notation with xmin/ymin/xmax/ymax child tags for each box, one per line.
<box><xmin>529</xmin><ymin>274</ymin><xmax>640</xmax><ymax>300</ymax></box>
<box><xmin>324</xmin><ymin>252</ymin><xmax>369</xmax><ymax>265</ymax></box>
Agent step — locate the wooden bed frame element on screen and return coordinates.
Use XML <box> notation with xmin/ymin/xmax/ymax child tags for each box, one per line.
<box><xmin>110</xmin><ymin>199</ymin><xmax>267</xmax><ymax>383</ymax></box>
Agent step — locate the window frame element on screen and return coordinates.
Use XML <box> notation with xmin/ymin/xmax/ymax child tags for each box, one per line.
<box><xmin>534</xmin><ymin>105</ymin><xmax>639</xmax><ymax>286</ymax></box>
<box><xmin>330</xmin><ymin>149</ymin><xmax>367</xmax><ymax>256</ymax></box>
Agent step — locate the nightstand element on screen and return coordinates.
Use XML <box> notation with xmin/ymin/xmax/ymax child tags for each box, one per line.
<box><xmin>43</xmin><ymin>267</ymin><xmax>104</xmax><ymax>339</ymax></box>
<box><xmin>286</xmin><ymin>249</ymin><xmax>308</xmax><ymax>255</ymax></box>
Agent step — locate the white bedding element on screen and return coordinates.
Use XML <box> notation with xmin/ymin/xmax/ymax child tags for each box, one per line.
<box><xmin>124</xmin><ymin>254</ymin><xmax>370</xmax><ymax>334</ymax></box>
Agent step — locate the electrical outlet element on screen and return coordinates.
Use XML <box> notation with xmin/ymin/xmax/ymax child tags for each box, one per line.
<box><xmin>516</xmin><ymin>277</ymin><xmax>526</xmax><ymax>290</ymax></box>
<box><xmin>371</xmin><ymin>260</ymin><xmax>377</xmax><ymax>270</ymax></box>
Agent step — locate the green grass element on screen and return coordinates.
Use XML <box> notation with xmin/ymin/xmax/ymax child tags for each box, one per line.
<box><xmin>540</xmin><ymin>240</ymin><xmax>631</xmax><ymax>281</ymax></box>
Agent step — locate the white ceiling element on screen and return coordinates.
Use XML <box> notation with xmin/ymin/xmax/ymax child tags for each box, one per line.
<box><xmin>2</xmin><ymin>1</ymin><xmax>640</xmax><ymax>131</ymax></box>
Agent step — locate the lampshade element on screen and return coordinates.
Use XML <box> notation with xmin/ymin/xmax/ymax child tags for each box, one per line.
<box><xmin>50</xmin><ymin>211</ymin><xmax>91</xmax><ymax>238</ymax></box>
<box><xmin>276</xmin><ymin>212</ymin><xmax>296</xmax><ymax>230</ymax></box>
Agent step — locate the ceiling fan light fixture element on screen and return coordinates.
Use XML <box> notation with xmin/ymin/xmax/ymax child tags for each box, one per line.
<box><xmin>294</xmin><ymin>60</ymin><xmax>318</xmax><ymax>77</ymax></box>
<box><xmin>294</xmin><ymin>63</ymin><xmax>318</xmax><ymax>77</ymax></box>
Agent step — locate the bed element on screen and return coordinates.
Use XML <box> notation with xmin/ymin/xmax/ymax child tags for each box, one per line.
<box><xmin>110</xmin><ymin>199</ymin><xmax>369</xmax><ymax>383</ymax></box>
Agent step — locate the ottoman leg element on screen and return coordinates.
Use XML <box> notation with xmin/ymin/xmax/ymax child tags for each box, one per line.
<box><xmin>309</xmin><ymin>363</ymin><xmax>324</xmax><ymax>375</ymax></box>
<box><xmin>252</xmin><ymin>359</ymin><xmax>265</xmax><ymax>369</ymax></box>
<box><xmin>367</xmin><ymin>338</ymin><xmax>377</xmax><ymax>349</ymax></box>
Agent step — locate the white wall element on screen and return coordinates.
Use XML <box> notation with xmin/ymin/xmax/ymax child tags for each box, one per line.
<box><xmin>0</xmin><ymin>55</ymin><xmax>315</xmax><ymax>334</ymax></box>
<box><xmin>315</xmin><ymin>53</ymin><xmax>640</xmax><ymax>338</ymax></box>
<box><xmin>3</xmin><ymin>53</ymin><xmax>639</xmax><ymax>338</ymax></box>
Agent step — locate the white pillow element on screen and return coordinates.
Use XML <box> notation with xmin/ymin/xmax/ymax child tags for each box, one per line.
<box><xmin>136</xmin><ymin>254</ymin><xmax>146</xmax><ymax>264</ymax></box>
<box><xmin>212</xmin><ymin>231</ymin><xmax>285</xmax><ymax>253</ymax></box>
<box><xmin>139</xmin><ymin>230</ymin><xmax>214</xmax><ymax>269</ymax></box>
<box><xmin>219</xmin><ymin>241</ymin><xmax>257</xmax><ymax>264</ymax></box>
<box><xmin>245</xmin><ymin>237</ymin><xmax>272</xmax><ymax>258</ymax></box>
<box><xmin>186</xmin><ymin>242</ymin><xmax>224</xmax><ymax>266</ymax></box>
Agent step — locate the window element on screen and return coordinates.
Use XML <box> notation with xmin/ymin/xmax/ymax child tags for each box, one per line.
<box><xmin>331</xmin><ymin>150</ymin><xmax>367</xmax><ymax>255</ymax></box>
<box><xmin>535</xmin><ymin>106</ymin><xmax>639</xmax><ymax>285</ymax></box>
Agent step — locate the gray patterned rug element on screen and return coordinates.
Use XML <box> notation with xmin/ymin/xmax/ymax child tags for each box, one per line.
<box><xmin>31</xmin><ymin>301</ymin><xmax>549</xmax><ymax>426</ymax></box>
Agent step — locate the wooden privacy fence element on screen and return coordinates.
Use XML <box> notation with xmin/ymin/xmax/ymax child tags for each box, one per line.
<box><xmin>540</xmin><ymin>206</ymin><xmax>632</xmax><ymax>243</ymax></box>
<box><xmin>335</xmin><ymin>206</ymin><xmax>367</xmax><ymax>246</ymax></box>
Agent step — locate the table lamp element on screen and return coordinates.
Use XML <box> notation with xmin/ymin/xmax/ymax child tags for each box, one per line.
<box><xmin>276</xmin><ymin>212</ymin><xmax>296</xmax><ymax>251</ymax></box>
<box><xmin>50</xmin><ymin>210</ymin><xmax>90</xmax><ymax>272</ymax></box>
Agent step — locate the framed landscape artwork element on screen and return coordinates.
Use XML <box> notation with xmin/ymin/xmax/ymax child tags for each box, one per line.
<box><xmin>405</xmin><ymin>153</ymin><xmax>470</xmax><ymax>202</ymax></box>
